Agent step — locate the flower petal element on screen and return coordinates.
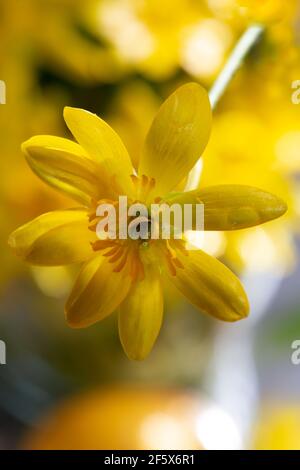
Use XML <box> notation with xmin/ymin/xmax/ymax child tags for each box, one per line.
<box><xmin>119</xmin><ymin>263</ymin><xmax>163</xmax><ymax>360</ymax></box>
<box><xmin>164</xmin><ymin>185</ymin><xmax>287</xmax><ymax>230</ymax></box>
<box><xmin>139</xmin><ymin>83</ymin><xmax>212</xmax><ymax>197</ymax></box>
<box><xmin>63</xmin><ymin>107</ymin><xmax>135</xmax><ymax>197</ymax></box>
<box><xmin>167</xmin><ymin>249</ymin><xmax>249</xmax><ymax>322</ymax></box>
<box><xmin>65</xmin><ymin>255</ymin><xmax>132</xmax><ymax>328</ymax></box>
<box><xmin>22</xmin><ymin>135</ymin><xmax>114</xmax><ymax>205</ymax></box>
<box><xmin>8</xmin><ymin>209</ymin><xmax>92</xmax><ymax>266</ymax></box>
<box><xmin>197</xmin><ymin>185</ymin><xmax>288</xmax><ymax>230</ymax></box>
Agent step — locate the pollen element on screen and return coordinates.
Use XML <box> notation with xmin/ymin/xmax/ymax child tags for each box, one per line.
<box><xmin>131</xmin><ymin>174</ymin><xmax>156</xmax><ymax>202</ymax></box>
<box><xmin>89</xmin><ymin>200</ymin><xmax>147</xmax><ymax>282</ymax></box>
<box><xmin>90</xmin><ymin>238</ymin><xmax>145</xmax><ymax>282</ymax></box>
<box><xmin>161</xmin><ymin>239</ymin><xmax>187</xmax><ymax>277</ymax></box>
<box><xmin>88</xmin><ymin>193</ymin><xmax>189</xmax><ymax>279</ymax></box>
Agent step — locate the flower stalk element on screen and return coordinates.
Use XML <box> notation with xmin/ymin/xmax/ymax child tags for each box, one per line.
<box><xmin>185</xmin><ymin>24</ymin><xmax>265</xmax><ymax>192</ymax></box>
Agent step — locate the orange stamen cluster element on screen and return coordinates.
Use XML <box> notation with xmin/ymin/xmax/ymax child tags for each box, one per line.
<box><xmin>88</xmin><ymin>175</ymin><xmax>187</xmax><ymax>281</ymax></box>
<box><xmin>92</xmin><ymin>239</ymin><xmax>145</xmax><ymax>282</ymax></box>
<box><xmin>88</xmin><ymin>199</ymin><xmax>145</xmax><ymax>282</ymax></box>
<box><xmin>163</xmin><ymin>240</ymin><xmax>187</xmax><ymax>276</ymax></box>
<box><xmin>130</xmin><ymin>174</ymin><xmax>155</xmax><ymax>203</ymax></box>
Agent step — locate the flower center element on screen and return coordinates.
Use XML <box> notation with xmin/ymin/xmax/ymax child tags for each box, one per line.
<box><xmin>87</xmin><ymin>175</ymin><xmax>186</xmax><ymax>279</ymax></box>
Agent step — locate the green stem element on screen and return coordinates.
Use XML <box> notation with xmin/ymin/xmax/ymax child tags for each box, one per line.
<box><xmin>185</xmin><ymin>24</ymin><xmax>264</xmax><ymax>192</ymax></box>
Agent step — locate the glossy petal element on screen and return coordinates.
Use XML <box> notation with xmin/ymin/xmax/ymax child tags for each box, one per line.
<box><xmin>64</xmin><ymin>107</ymin><xmax>135</xmax><ymax>197</ymax></box>
<box><xmin>119</xmin><ymin>263</ymin><xmax>163</xmax><ymax>360</ymax></box>
<box><xmin>167</xmin><ymin>249</ymin><xmax>249</xmax><ymax>322</ymax></box>
<box><xmin>198</xmin><ymin>185</ymin><xmax>288</xmax><ymax>230</ymax></box>
<box><xmin>8</xmin><ymin>209</ymin><xmax>92</xmax><ymax>266</ymax></box>
<box><xmin>65</xmin><ymin>255</ymin><xmax>132</xmax><ymax>328</ymax></box>
<box><xmin>139</xmin><ymin>83</ymin><xmax>212</xmax><ymax>197</ymax></box>
<box><xmin>164</xmin><ymin>185</ymin><xmax>287</xmax><ymax>230</ymax></box>
<box><xmin>22</xmin><ymin>135</ymin><xmax>113</xmax><ymax>205</ymax></box>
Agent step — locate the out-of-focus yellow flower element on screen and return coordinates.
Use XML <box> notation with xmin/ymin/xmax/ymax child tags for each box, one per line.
<box><xmin>203</xmin><ymin>15</ymin><xmax>300</xmax><ymax>273</ymax></box>
<box><xmin>9</xmin><ymin>83</ymin><xmax>287</xmax><ymax>359</ymax></box>
<box><xmin>0</xmin><ymin>44</ymin><xmax>73</xmax><ymax>290</ymax></box>
<box><xmin>201</xmin><ymin>109</ymin><xmax>295</xmax><ymax>272</ymax></box>
<box><xmin>254</xmin><ymin>404</ymin><xmax>300</xmax><ymax>450</ymax></box>
<box><xmin>210</xmin><ymin>0</ymin><xmax>297</xmax><ymax>25</ymax></box>
<box><xmin>22</xmin><ymin>386</ymin><xmax>204</xmax><ymax>450</ymax></box>
<box><xmin>181</xmin><ymin>18</ymin><xmax>234</xmax><ymax>80</ymax></box>
<box><xmin>236</xmin><ymin>0</ymin><xmax>295</xmax><ymax>24</ymax></box>
<box><xmin>107</xmin><ymin>81</ymin><xmax>160</xmax><ymax>169</ymax></box>
<box><xmin>0</xmin><ymin>0</ymin><xmax>124</xmax><ymax>83</ymax></box>
<box><xmin>95</xmin><ymin>0</ymin><xmax>235</xmax><ymax>81</ymax></box>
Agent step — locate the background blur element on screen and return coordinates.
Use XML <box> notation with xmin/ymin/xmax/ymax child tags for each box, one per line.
<box><xmin>0</xmin><ymin>0</ymin><xmax>300</xmax><ymax>450</ymax></box>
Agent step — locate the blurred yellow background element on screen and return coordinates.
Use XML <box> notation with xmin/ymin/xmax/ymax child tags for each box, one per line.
<box><xmin>0</xmin><ymin>0</ymin><xmax>300</xmax><ymax>450</ymax></box>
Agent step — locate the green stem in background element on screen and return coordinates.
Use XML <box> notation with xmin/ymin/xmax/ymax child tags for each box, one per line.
<box><xmin>185</xmin><ymin>24</ymin><xmax>264</xmax><ymax>192</ymax></box>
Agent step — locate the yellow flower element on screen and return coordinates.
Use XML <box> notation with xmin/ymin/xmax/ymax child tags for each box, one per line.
<box><xmin>96</xmin><ymin>0</ymin><xmax>234</xmax><ymax>81</ymax></box>
<box><xmin>1</xmin><ymin>0</ymin><xmax>123</xmax><ymax>84</ymax></box>
<box><xmin>0</xmin><ymin>45</ymin><xmax>74</xmax><ymax>291</ymax></box>
<box><xmin>254</xmin><ymin>404</ymin><xmax>300</xmax><ymax>450</ymax></box>
<box><xmin>201</xmin><ymin>110</ymin><xmax>295</xmax><ymax>272</ymax></box>
<box><xmin>107</xmin><ymin>81</ymin><xmax>160</xmax><ymax>169</ymax></box>
<box><xmin>236</xmin><ymin>0</ymin><xmax>296</xmax><ymax>23</ymax></box>
<box><xmin>201</xmin><ymin>13</ymin><xmax>300</xmax><ymax>272</ymax></box>
<box><xmin>9</xmin><ymin>83</ymin><xmax>287</xmax><ymax>360</ymax></box>
<box><xmin>22</xmin><ymin>386</ymin><xmax>203</xmax><ymax>450</ymax></box>
<box><xmin>210</xmin><ymin>0</ymin><xmax>297</xmax><ymax>28</ymax></box>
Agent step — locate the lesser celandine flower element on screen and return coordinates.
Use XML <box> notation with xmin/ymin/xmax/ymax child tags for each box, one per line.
<box><xmin>201</xmin><ymin>110</ymin><xmax>295</xmax><ymax>272</ymax></box>
<box><xmin>236</xmin><ymin>0</ymin><xmax>295</xmax><ymax>23</ymax></box>
<box><xmin>23</xmin><ymin>387</ymin><xmax>202</xmax><ymax>450</ymax></box>
<box><xmin>210</xmin><ymin>0</ymin><xmax>297</xmax><ymax>27</ymax></box>
<box><xmin>201</xmin><ymin>21</ymin><xmax>300</xmax><ymax>272</ymax></box>
<box><xmin>96</xmin><ymin>0</ymin><xmax>228</xmax><ymax>81</ymax></box>
<box><xmin>9</xmin><ymin>83</ymin><xmax>287</xmax><ymax>360</ymax></box>
<box><xmin>107</xmin><ymin>81</ymin><xmax>160</xmax><ymax>169</ymax></box>
<box><xmin>254</xmin><ymin>405</ymin><xmax>300</xmax><ymax>450</ymax></box>
<box><xmin>1</xmin><ymin>0</ymin><xmax>123</xmax><ymax>84</ymax></box>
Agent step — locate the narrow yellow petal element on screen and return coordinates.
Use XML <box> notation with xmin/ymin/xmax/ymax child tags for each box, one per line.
<box><xmin>119</xmin><ymin>263</ymin><xmax>163</xmax><ymax>361</ymax></box>
<box><xmin>164</xmin><ymin>185</ymin><xmax>287</xmax><ymax>230</ymax></box>
<box><xmin>139</xmin><ymin>83</ymin><xmax>212</xmax><ymax>197</ymax></box>
<box><xmin>8</xmin><ymin>209</ymin><xmax>92</xmax><ymax>266</ymax></box>
<box><xmin>63</xmin><ymin>107</ymin><xmax>135</xmax><ymax>197</ymax></box>
<box><xmin>197</xmin><ymin>185</ymin><xmax>288</xmax><ymax>230</ymax></box>
<box><xmin>167</xmin><ymin>249</ymin><xmax>249</xmax><ymax>322</ymax></box>
<box><xmin>65</xmin><ymin>255</ymin><xmax>132</xmax><ymax>328</ymax></box>
<box><xmin>22</xmin><ymin>135</ymin><xmax>114</xmax><ymax>205</ymax></box>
